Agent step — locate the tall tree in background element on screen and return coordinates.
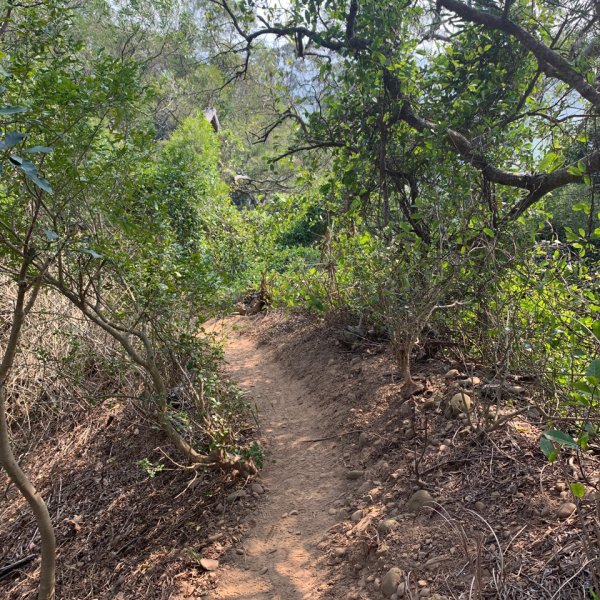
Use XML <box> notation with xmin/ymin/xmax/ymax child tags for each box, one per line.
<box><xmin>210</xmin><ymin>0</ymin><xmax>599</xmax><ymax>229</ymax></box>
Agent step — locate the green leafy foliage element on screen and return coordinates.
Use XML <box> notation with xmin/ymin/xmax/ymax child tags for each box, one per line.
<box><xmin>137</xmin><ymin>458</ymin><xmax>166</xmax><ymax>478</ymax></box>
<box><xmin>2</xmin><ymin>0</ymin><xmax>600</xmax><ymax>597</ymax></box>
<box><xmin>0</xmin><ymin>0</ymin><xmax>264</xmax><ymax>484</ymax></box>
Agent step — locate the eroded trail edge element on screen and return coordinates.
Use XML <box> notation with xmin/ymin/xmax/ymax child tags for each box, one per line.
<box><xmin>210</xmin><ymin>318</ymin><xmax>346</xmax><ymax>600</ymax></box>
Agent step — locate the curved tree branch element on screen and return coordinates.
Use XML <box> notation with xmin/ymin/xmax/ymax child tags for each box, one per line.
<box><xmin>216</xmin><ymin>0</ymin><xmax>599</xmax><ymax>220</ymax></box>
<box><xmin>397</xmin><ymin>98</ymin><xmax>600</xmax><ymax>220</ymax></box>
<box><xmin>438</xmin><ymin>0</ymin><xmax>600</xmax><ymax>112</ymax></box>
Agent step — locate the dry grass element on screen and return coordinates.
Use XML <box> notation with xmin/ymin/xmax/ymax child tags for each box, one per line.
<box><xmin>0</xmin><ymin>279</ymin><xmax>143</xmax><ymax>450</ymax></box>
<box><xmin>0</xmin><ymin>284</ymin><xmax>259</xmax><ymax>599</ymax></box>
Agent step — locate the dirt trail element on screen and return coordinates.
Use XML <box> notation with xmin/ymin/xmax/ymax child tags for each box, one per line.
<box><xmin>209</xmin><ymin>318</ymin><xmax>346</xmax><ymax>600</ymax></box>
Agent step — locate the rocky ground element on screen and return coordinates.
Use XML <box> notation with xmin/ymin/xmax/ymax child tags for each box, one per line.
<box><xmin>228</xmin><ymin>311</ymin><xmax>599</xmax><ymax>600</ymax></box>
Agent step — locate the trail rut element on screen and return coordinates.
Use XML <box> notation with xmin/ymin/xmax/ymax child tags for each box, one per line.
<box><xmin>210</xmin><ymin>318</ymin><xmax>347</xmax><ymax>600</ymax></box>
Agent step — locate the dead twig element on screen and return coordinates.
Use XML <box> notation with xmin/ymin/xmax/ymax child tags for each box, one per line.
<box><xmin>0</xmin><ymin>554</ymin><xmax>36</xmax><ymax>580</ymax></box>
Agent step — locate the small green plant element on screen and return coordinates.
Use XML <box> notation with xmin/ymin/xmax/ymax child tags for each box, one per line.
<box><xmin>540</xmin><ymin>356</ymin><xmax>600</xmax><ymax>462</ymax></box>
<box><xmin>137</xmin><ymin>458</ymin><xmax>165</xmax><ymax>478</ymax></box>
<box><xmin>571</xmin><ymin>482</ymin><xmax>586</xmax><ymax>498</ymax></box>
<box><xmin>244</xmin><ymin>441</ymin><xmax>264</xmax><ymax>469</ymax></box>
<box><xmin>182</xmin><ymin>548</ymin><xmax>203</xmax><ymax>562</ymax></box>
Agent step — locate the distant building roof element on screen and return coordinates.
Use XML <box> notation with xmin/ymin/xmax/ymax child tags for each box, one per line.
<box><xmin>203</xmin><ymin>108</ymin><xmax>220</xmax><ymax>133</ymax></box>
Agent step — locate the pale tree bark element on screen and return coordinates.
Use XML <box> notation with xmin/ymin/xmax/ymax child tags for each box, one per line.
<box><xmin>0</xmin><ymin>257</ymin><xmax>56</xmax><ymax>600</ymax></box>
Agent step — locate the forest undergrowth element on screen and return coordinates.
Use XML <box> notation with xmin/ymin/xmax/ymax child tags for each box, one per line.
<box><xmin>1</xmin><ymin>0</ymin><xmax>600</xmax><ymax>598</ymax></box>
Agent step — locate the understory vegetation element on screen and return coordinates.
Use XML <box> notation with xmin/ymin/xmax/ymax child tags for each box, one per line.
<box><xmin>1</xmin><ymin>0</ymin><xmax>600</xmax><ymax>598</ymax></box>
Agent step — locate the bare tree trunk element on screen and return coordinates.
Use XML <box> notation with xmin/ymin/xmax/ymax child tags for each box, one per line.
<box><xmin>396</xmin><ymin>338</ymin><xmax>415</xmax><ymax>384</ymax></box>
<box><xmin>0</xmin><ymin>259</ymin><xmax>56</xmax><ymax>600</ymax></box>
<box><xmin>0</xmin><ymin>388</ymin><xmax>56</xmax><ymax>600</ymax></box>
<box><xmin>393</xmin><ymin>333</ymin><xmax>416</xmax><ymax>384</ymax></box>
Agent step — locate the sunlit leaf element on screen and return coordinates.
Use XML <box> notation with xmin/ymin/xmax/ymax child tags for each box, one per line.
<box><xmin>79</xmin><ymin>248</ymin><xmax>102</xmax><ymax>259</ymax></box>
<box><xmin>25</xmin><ymin>146</ymin><xmax>53</xmax><ymax>154</ymax></box>
<box><xmin>0</xmin><ymin>105</ymin><xmax>28</xmax><ymax>115</ymax></box>
<box><xmin>570</xmin><ymin>482</ymin><xmax>586</xmax><ymax>498</ymax></box>
<box><xmin>0</xmin><ymin>130</ymin><xmax>26</xmax><ymax>149</ymax></box>
<box><xmin>542</xmin><ymin>430</ymin><xmax>578</xmax><ymax>449</ymax></box>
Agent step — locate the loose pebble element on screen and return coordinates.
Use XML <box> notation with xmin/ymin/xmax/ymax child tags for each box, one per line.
<box><xmin>557</xmin><ymin>502</ymin><xmax>577</xmax><ymax>520</ymax></box>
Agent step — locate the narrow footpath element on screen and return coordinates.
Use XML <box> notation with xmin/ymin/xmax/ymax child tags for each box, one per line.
<box><xmin>209</xmin><ymin>318</ymin><xmax>347</xmax><ymax>600</ymax></box>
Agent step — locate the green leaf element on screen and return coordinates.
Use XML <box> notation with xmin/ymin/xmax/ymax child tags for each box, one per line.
<box><xmin>574</xmin><ymin>381</ymin><xmax>596</xmax><ymax>396</ymax></box>
<box><xmin>540</xmin><ymin>436</ymin><xmax>555</xmax><ymax>460</ymax></box>
<box><xmin>0</xmin><ymin>130</ymin><xmax>26</xmax><ymax>149</ymax></box>
<box><xmin>25</xmin><ymin>171</ymin><xmax>53</xmax><ymax>194</ymax></box>
<box><xmin>586</xmin><ymin>360</ymin><xmax>600</xmax><ymax>385</ymax></box>
<box><xmin>538</xmin><ymin>151</ymin><xmax>562</xmax><ymax>172</ymax></box>
<box><xmin>587</xmin><ymin>360</ymin><xmax>600</xmax><ymax>377</ymax></box>
<box><xmin>79</xmin><ymin>248</ymin><xmax>102</xmax><ymax>259</ymax></box>
<box><xmin>374</xmin><ymin>52</ymin><xmax>387</xmax><ymax>66</ymax></box>
<box><xmin>567</xmin><ymin>160</ymin><xmax>586</xmax><ymax>177</ymax></box>
<box><xmin>9</xmin><ymin>155</ymin><xmax>53</xmax><ymax>193</ymax></box>
<box><xmin>572</xmin><ymin>202</ymin><xmax>590</xmax><ymax>214</ymax></box>
<box><xmin>542</xmin><ymin>430</ymin><xmax>578</xmax><ymax>449</ymax></box>
<box><xmin>483</xmin><ymin>227</ymin><xmax>494</xmax><ymax>238</ymax></box>
<box><xmin>16</xmin><ymin>157</ymin><xmax>37</xmax><ymax>176</ymax></box>
<box><xmin>570</xmin><ymin>482</ymin><xmax>586</xmax><ymax>498</ymax></box>
<box><xmin>0</xmin><ymin>105</ymin><xmax>29</xmax><ymax>115</ymax></box>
